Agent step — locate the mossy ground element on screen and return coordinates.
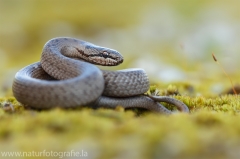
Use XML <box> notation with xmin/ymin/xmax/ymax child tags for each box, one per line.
<box><xmin>0</xmin><ymin>86</ymin><xmax>240</xmax><ymax>159</ymax></box>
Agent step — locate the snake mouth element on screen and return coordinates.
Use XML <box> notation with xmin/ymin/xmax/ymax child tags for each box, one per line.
<box><xmin>75</xmin><ymin>48</ymin><xmax>123</xmax><ymax>66</ymax></box>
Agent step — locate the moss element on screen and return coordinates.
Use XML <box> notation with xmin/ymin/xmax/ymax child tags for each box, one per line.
<box><xmin>0</xmin><ymin>90</ymin><xmax>239</xmax><ymax>159</ymax></box>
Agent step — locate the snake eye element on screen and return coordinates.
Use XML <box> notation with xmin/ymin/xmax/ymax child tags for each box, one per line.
<box><xmin>103</xmin><ymin>51</ymin><xmax>108</xmax><ymax>55</ymax></box>
<box><xmin>102</xmin><ymin>51</ymin><xmax>109</xmax><ymax>58</ymax></box>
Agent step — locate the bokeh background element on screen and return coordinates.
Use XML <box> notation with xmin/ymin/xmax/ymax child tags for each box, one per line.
<box><xmin>1</xmin><ymin>0</ymin><xmax>240</xmax><ymax>96</ymax></box>
<box><xmin>1</xmin><ymin>1</ymin><xmax>240</xmax><ymax>159</ymax></box>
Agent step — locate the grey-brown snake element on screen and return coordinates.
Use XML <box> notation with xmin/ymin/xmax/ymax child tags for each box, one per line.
<box><xmin>12</xmin><ymin>37</ymin><xmax>189</xmax><ymax>114</ymax></box>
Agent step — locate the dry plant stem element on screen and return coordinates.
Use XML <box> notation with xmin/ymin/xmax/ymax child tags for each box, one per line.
<box><xmin>212</xmin><ymin>53</ymin><xmax>237</xmax><ymax>95</ymax></box>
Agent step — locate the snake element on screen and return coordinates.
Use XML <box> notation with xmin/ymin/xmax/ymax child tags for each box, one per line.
<box><xmin>12</xmin><ymin>37</ymin><xmax>189</xmax><ymax>114</ymax></box>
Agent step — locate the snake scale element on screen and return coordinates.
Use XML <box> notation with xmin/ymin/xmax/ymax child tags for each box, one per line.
<box><xmin>12</xmin><ymin>37</ymin><xmax>189</xmax><ymax>114</ymax></box>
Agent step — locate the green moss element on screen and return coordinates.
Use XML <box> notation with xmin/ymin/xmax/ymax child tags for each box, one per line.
<box><xmin>0</xmin><ymin>90</ymin><xmax>239</xmax><ymax>159</ymax></box>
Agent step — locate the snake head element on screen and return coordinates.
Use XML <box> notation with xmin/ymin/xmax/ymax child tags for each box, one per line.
<box><xmin>82</xmin><ymin>45</ymin><xmax>124</xmax><ymax>66</ymax></box>
<box><xmin>98</xmin><ymin>48</ymin><xmax>124</xmax><ymax>66</ymax></box>
<box><xmin>70</xmin><ymin>42</ymin><xmax>124</xmax><ymax>66</ymax></box>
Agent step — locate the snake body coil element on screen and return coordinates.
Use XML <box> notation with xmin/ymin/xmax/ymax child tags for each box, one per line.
<box><xmin>12</xmin><ymin>37</ymin><xmax>189</xmax><ymax>114</ymax></box>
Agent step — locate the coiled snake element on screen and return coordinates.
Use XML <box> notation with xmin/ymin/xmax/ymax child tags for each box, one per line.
<box><xmin>12</xmin><ymin>37</ymin><xmax>189</xmax><ymax>114</ymax></box>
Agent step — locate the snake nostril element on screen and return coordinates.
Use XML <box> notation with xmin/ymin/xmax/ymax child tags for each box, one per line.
<box><xmin>118</xmin><ymin>57</ymin><xmax>123</xmax><ymax>63</ymax></box>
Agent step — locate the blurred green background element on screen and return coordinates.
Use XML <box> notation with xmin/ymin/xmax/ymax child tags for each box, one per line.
<box><xmin>1</xmin><ymin>1</ymin><xmax>240</xmax><ymax>158</ymax></box>
<box><xmin>0</xmin><ymin>0</ymin><xmax>240</xmax><ymax>96</ymax></box>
